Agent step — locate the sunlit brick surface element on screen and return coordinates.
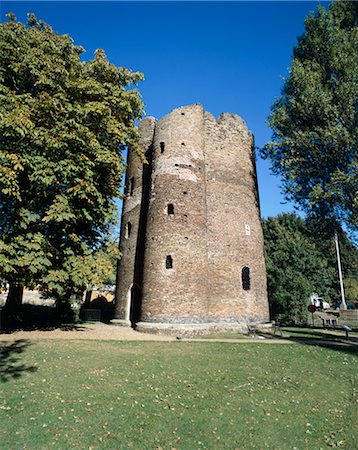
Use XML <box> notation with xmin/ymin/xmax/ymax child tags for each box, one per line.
<box><xmin>115</xmin><ymin>105</ymin><xmax>269</xmax><ymax>332</ymax></box>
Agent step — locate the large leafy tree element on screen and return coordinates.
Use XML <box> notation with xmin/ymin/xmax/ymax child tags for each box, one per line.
<box><xmin>262</xmin><ymin>1</ymin><xmax>357</xmax><ymax>232</ymax></box>
<box><xmin>0</xmin><ymin>14</ymin><xmax>143</xmax><ymax>317</ymax></box>
<box><xmin>305</xmin><ymin>214</ymin><xmax>358</xmax><ymax>305</ymax></box>
<box><xmin>263</xmin><ymin>214</ymin><xmax>335</xmax><ymax>324</ymax></box>
<box><xmin>263</xmin><ymin>213</ymin><xmax>358</xmax><ymax>323</ymax></box>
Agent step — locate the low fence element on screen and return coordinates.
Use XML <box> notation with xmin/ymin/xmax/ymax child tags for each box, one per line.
<box><xmin>0</xmin><ymin>288</ymin><xmax>115</xmax><ymax>307</ymax></box>
<box><xmin>308</xmin><ymin>309</ymin><xmax>358</xmax><ymax>330</ymax></box>
<box><xmin>0</xmin><ymin>289</ymin><xmax>55</xmax><ymax>307</ymax></box>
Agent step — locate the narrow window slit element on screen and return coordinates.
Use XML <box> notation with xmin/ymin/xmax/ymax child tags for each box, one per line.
<box><xmin>129</xmin><ymin>177</ymin><xmax>135</xmax><ymax>196</ymax></box>
<box><xmin>242</xmin><ymin>267</ymin><xmax>251</xmax><ymax>291</ymax></box>
<box><xmin>125</xmin><ymin>222</ymin><xmax>132</xmax><ymax>239</ymax></box>
<box><xmin>160</xmin><ymin>142</ymin><xmax>165</xmax><ymax>153</ymax></box>
<box><xmin>166</xmin><ymin>255</ymin><xmax>173</xmax><ymax>269</ymax></box>
<box><xmin>167</xmin><ymin>204</ymin><xmax>174</xmax><ymax>215</ymax></box>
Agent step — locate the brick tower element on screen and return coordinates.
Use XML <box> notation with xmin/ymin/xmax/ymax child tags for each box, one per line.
<box><xmin>113</xmin><ymin>104</ymin><xmax>269</xmax><ymax>335</ymax></box>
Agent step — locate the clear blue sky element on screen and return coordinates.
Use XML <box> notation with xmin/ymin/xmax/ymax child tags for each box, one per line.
<box><xmin>1</xmin><ymin>1</ymin><xmax>330</xmax><ymax>219</ymax></box>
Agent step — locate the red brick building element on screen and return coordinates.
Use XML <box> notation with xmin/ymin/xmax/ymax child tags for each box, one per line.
<box><xmin>114</xmin><ymin>105</ymin><xmax>269</xmax><ymax>335</ymax></box>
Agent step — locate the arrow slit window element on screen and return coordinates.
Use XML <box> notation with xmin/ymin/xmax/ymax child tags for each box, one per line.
<box><xmin>242</xmin><ymin>266</ymin><xmax>250</xmax><ymax>291</ymax></box>
<box><xmin>129</xmin><ymin>177</ymin><xmax>135</xmax><ymax>196</ymax></box>
<box><xmin>125</xmin><ymin>222</ymin><xmax>132</xmax><ymax>239</ymax></box>
<box><xmin>166</xmin><ymin>255</ymin><xmax>173</xmax><ymax>269</ymax></box>
<box><xmin>167</xmin><ymin>204</ymin><xmax>174</xmax><ymax>215</ymax></box>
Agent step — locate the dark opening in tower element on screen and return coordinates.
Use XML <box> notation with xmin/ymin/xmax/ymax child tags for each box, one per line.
<box><xmin>125</xmin><ymin>222</ymin><xmax>132</xmax><ymax>239</ymax></box>
<box><xmin>160</xmin><ymin>142</ymin><xmax>165</xmax><ymax>153</ymax></box>
<box><xmin>166</xmin><ymin>255</ymin><xmax>173</xmax><ymax>269</ymax></box>
<box><xmin>129</xmin><ymin>177</ymin><xmax>135</xmax><ymax>196</ymax></box>
<box><xmin>242</xmin><ymin>266</ymin><xmax>250</xmax><ymax>291</ymax></box>
<box><xmin>167</xmin><ymin>203</ymin><xmax>174</xmax><ymax>215</ymax></box>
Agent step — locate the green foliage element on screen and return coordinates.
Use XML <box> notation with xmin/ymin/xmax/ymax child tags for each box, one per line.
<box><xmin>263</xmin><ymin>214</ymin><xmax>335</xmax><ymax>324</ymax></box>
<box><xmin>262</xmin><ymin>1</ymin><xmax>358</xmax><ymax>231</ymax></box>
<box><xmin>344</xmin><ymin>277</ymin><xmax>358</xmax><ymax>304</ymax></box>
<box><xmin>86</xmin><ymin>234</ymin><xmax>121</xmax><ymax>288</ymax></box>
<box><xmin>0</xmin><ymin>14</ymin><xmax>143</xmax><ymax>305</ymax></box>
<box><xmin>263</xmin><ymin>213</ymin><xmax>358</xmax><ymax>321</ymax></box>
<box><xmin>305</xmin><ymin>214</ymin><xmax>358</xmax><ymax>306</ymax></box>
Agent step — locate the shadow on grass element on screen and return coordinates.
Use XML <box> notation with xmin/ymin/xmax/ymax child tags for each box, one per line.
<box><xmin>0</xmin><ymin>304</ymin><xmax>90</xmax><ymax>334</ymax></box>
<box><xmin>1</xmin><ymin>322</ymin><xmax>90</xmax><ymax>334</ymax></box>
<box><xmin>0</xmin><ymin>339</ymin><xmax>37</xmax><ymax>383</ymax></box>
<box><xmin>260</xmin><ymin>328</ymin><xmax>358</xmax><ymax>355</ymax></box>
<box><xmin>282</xmin><ymin>327</ymin><xmax>358</xmax><ymax>344</ymax></box>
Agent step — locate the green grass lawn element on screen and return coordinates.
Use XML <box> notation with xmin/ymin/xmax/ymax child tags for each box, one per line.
<box><xmin>280</xmin><ymin>327</ymin><xmax>358</xmax><ymax>340</ymax></box>
<box><xmin>202</xmin><ymin>327</ymin><xmax>358</xmax><ymax>341</ymax></box>
<box><xmin>0</xmin><ymin>339</ymin><xmax>357</xmax><ymax>449</ymax></box>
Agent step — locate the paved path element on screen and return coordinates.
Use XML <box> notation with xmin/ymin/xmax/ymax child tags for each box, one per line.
<box><xmin>1</xmin><ymin>323</ymin><xmax>357</xmax><ymax>351</ymax></box>
<box><xmin>0</xmin><ymin>322</ymin><xmax>290</xmax><ymax>343</ymax></box>
<box><xmin>0</xmin><ymin>323</ymin><xmax>175</xmax><ymax>342</ymax></box>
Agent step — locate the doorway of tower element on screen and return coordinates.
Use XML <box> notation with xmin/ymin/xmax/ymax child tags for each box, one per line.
<box><xmin>129</xmin><ymin>283</ymin><xmax>142</xmax><ymax>327</ymax></box>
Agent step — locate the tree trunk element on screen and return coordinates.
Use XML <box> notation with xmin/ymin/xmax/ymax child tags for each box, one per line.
<box><xmin>3</xmin><ymin>284</ymin><xmax>24</xmax><ymax>324</ymax></box>
<box><xmin>84</xmin><ymin>290</ymin><xmax>92</xmax><ymax>305</ymax></box>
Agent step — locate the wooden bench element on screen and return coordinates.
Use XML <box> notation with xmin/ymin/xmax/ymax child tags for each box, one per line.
<box><xmin>272</xmin><ymin>323</ymin><xmax>283</xmax><ymax>336</ymax></box>
<box><xmin>247</xmin><ymin>325</ymin><xmax>259</xmax><ymax>337</ymax></box>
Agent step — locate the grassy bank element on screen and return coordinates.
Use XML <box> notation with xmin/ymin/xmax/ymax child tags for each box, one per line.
<box><xmin>0</xmin><ymin>339</ymin><xmax>357</xmax><ymax>449</ymax></box>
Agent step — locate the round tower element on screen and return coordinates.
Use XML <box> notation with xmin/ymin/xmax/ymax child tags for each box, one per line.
<box><xmin>203</xmin><ymin>111</ymin><xmax>269</xmax><ymax>323</ymax></box>
<box><xmin>113</xmin><ymin>117</ymin><xmax>156</xmax><ymax>326</ymax></box>
<box><xmin>114</xmin><ymin>104</ymin><xmax>270</xmax><ymax>336</ymax></box>
<box><xmin>139</xmin><ymin>104</ymin><xmax>210</xmax><ymax>324</ymax></box>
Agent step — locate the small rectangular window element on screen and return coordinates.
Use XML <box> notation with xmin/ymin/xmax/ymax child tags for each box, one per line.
<box><xmin>167</xmin><ymin>204</ymin><xmax>174</xmax><ymax>215</ymax></box>
<box><xmin>166</xmin><ymin>255</ymin><xmax>173</xmax><ymax>269</ymax></box>
<box><xmin>124</xmin><ymin>222</ymin><xmax>132</xmax><ymax>239</ymax></box>
<box><xmin>242</xmin><ymin>266</ymin><xmax>250</xmax><ymax>291</ymax></box>
<box><xmin>160</xmin><ymin>142</ymin><xmax>165</xmax><ymax>153</ymax></box>
<box><xmin>129</xmin><ymin>177</ymin><xmax>135</xmax><ymax>196</ymax></box>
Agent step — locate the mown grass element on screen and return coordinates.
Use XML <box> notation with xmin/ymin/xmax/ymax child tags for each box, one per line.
<box><xmin>0</xmin><ymin>339</ymin><xmax>357</xmax><ymax>449</ymax></box>
<box><xmin>281</xmin><ymin>327</ymin><xmax>358</xmax><ymax>339</ymax></box>
<box><xmin>202</xmin><ymin>327</ymin><xmax>358</xmax><ymax>341</ymax></box>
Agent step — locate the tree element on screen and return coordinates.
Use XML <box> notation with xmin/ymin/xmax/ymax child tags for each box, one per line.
<box><xmin>305</xmin><ymin>214</ymin><xmax>358</xmax><ymax>306</ymax></box>
<box><xmin>81</xmin><ymin>228</ymin><xmax>121</xmax><ymax>291</ymax></box>
<box><xmin>262</xmin><ymin>214</ymin><xmax>335</xmax><ymax>324</ymax></box>
<box><xmin>0</xmin><ymin>14</ymin><xmax>144</xmax><ymax>319</ymax></box>
<box><xmin>261</xmin><ymin>1</ymin><xmax>357</xmax><ymax>232</ymax></box>
<box><xmin>344</xmin><ymin>277</ymin><xmax>358</xmax><ymax>305</ymax></box>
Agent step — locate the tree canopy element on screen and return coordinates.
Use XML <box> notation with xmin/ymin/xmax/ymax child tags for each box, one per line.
<box><xmin>305</xmin><ymin>214</ymin><xmax>358</xmax><ymax>305</ymax></box>
<box><xmin>0</xmin><ymin>14</ymin><xmax>144</xmax><ymax>315</ymax></box>
<box><xmin>261</xmin><ymin>1</ymin><xmax>357</xmax><ymax>232</ymax></box>
<box><xmin>262</xmin><ymin>214</ymin><xmax>334</xmax><ymax>324</ymax></box>
<box><xmin>263</xmin><ymin>213</ymin><xmax>358</xmax><ymax>324</ymax></box>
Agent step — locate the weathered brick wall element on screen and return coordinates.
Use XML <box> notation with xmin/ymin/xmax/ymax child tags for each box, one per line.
<box><xmin>204</xmin><ymin>111</ymin><xmax>269</xmax><ymax>322</ymax></box>
<box><xmin>115</xmin><ymin>104</ymin><xmax>269</xmax><ymax>330</ymax></box>
<box><xmin>140</xmin><ymin>104</ymin><xmax>209</xmax><ymax>322</ymax></box>
<box><xmin>114</xmin><ymin>118</ymin><xmax>156</xmax><ymax>323</ymax></box>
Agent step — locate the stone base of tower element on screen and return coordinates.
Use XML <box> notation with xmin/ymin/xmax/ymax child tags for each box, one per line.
<box><xmin>135</xmin><ymin>319</ymin><xmax>271</xmax><ymax>338</ymax></box>
<box><xmin>110</xmin><ymin>318</ymin><xmax>132</xmax><ymax>327</ymax></box>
